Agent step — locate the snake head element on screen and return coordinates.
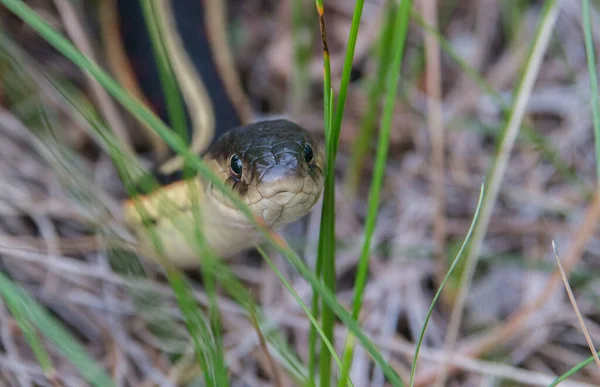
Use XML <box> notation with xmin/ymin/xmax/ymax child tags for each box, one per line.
<box><xmin>204</xmin><ymin>119</ymin><xmax>325</xmax><ymax>228</ymax></box>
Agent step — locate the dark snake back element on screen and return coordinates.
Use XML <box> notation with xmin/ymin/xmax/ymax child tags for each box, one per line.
<box><xmin>116</xmin><ymin>0</ymin><xmax>244</xmax><ymax>184</ymax></box>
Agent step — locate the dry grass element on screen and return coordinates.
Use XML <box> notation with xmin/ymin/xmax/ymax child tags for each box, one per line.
<box><xmin>1</xmin><ymin>0</ymin><xmax>600</xmax><ymax>386</ymax></box>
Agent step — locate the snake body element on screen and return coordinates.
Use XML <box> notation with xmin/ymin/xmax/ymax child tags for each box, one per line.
<box><xmin>122</xmin><ymin>120</ymin><xmax>325</xmax><ymax>268</ymax></box>
<box><xmin>110</xmin><ymin>1</ymin><xmax>325</xmax><ymax>267</ymax></box>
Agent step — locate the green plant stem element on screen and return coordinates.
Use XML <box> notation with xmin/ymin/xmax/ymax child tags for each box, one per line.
<box><xmin>318</xmin><ymin>89</ymin><xmax>336</xmax><ymax>387</ymax></box>
<box><xmin>548</xmin><ymin>350</ymin><xmax>600</xmax><ymax>386</ymax></box>
<box><xmin>3</xmin><ymin>296</ymin><xmax>56</xmax><ymax>379</ymax></box>
<box><xmin>582</xmin><ymin>0</ymin><xmax>600</xmax><ymax>184</ymax></box>
<box><xmin>338</xmin><ymin>1</ymin><xmax>413</xmax><ymax>385</ymax></box>
<box><xmin>257</xmin><ymin>247</ymin><xmax>344</xmax><ymax>374</ymax></box>
<box><xmin>331</xmin><ymin>0</ymin><xmax>365</xmax><ymax>156</ymax></box>
<box><xmin>313</xmin><ymin>0</ymin><xmax>336</xmax><ymax>385</ymax></box>
<box><xmin>343</xmin><ymin>0</ymin><xmax>396</xmax><ymax>199</ymax></box>
<box><xmin>315</xmin><ymin>1</ymin><xmax>368</xmax><ymax>384</ymax></box>
<box><xmin>0</xmin><ymin>272</ymin><xmax>115</xmax><ymax>387</ymax></box>
<box><xmin>409</xmin><ymin>182</ymin><xmax>485</xmax><ymax>386</ymax></box>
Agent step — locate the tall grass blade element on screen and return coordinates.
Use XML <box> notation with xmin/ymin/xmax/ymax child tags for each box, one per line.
<box><xmin>315</xmin><ymin>0</ymin><xmax>367</xmax><ymax>383</ymax></box>
<box><xmin>582</xmin><ymin>0</ymin><xmax>600</xmax><ymax>184</ymax></box>
<box><xmin>331</xmin><ymin>0</ymin><xmax>365</xmax><ymax>156</ymax></box>
<box><xmin>313</xmin><ymin>1</ymin><xmax>336</xmax><ymax>384</ymax></box>
<box><xmin>337</xmin><ymin>0</ymin><xmax>413</xmax><ymax>385</ymax></box>
<box><xmin>343</xmin><ymin>0</ymin><xmax>396</xmax><ymax>199</ymax></box>
<box><xmin>257</xmin><ymin>247</ymin><xmax>345</xmax><ymax>377</ymax></box>
<box><xmin>548</xmin><ymin>350</ymin><xmax>600</xmax><ymax>387</ymax></box>
<box><xmin>2</xmin><ymin>292</ymin><xmax>56</xmax><ymax>379</ymax></box>
<box><xmin>0</xmin><ymin>272</ymin><xmax>115</xmax><ymax>386</ymax></box>
<box><xmin>409</xmin><ymin>181</ymin><xmax>485</xmax><ymax>386</ymax></box>
<box><xmin>165</xmin><ymin>268</ymin><xmax>225</xmax><ymax>386</ymax></box>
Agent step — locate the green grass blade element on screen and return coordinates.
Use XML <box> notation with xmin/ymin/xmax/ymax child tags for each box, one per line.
<box><xmin>164</xmin><ymin>268</ymin><xmax>225</xmax><ymax>386</ymax></box>
<box><xmin>331</xmin><ymin>0</ymin><xmax>365</xmax><ymax>156</ymax></box>
<box><xmin>257</xmin><ymin>247</ymin><xmax>345</xmax><ymax>379</ymax></box>
<box><xmin>313</xmin><ymin>1</ymin><xmax>336</xmax><ymax>383</ymax></box>
<box><xmin>0</xmin><ymin>272</ymin><xmax>115</xmax><ymax>386</ymax></box>
<box><xmin>318</xmin><ymin>93</ymin><xmax>336</xmax><ymax>386</ymax></box>
<box><xmin>315</xmin><ymin>0</ymin><xmax>367</xmax><ymax>382</ymax></box>
<box><xmin>337</xmin><ymin>0</ymin><xmax>413</xmax><ymax>385</ymax></box>
<box><xmin>307</xmin><ymin>258</ymin><xmax>321</xmax><ymax>385</ymax></box>
<box><xmin>582</xmin><ymin>0</ymin><xmax>600</xmax><ymax>184</ymax></box>
<box><xmin>3</xmin><ymin>294</ymin><xmax>56</xmax><ymax>379</ymax></box>
<box><xmin>313</xmin><ymin>3</ymin><xmax>335</xmax><ymax>385</ymax></box>
<box><xmin>408</xmin><ymin>181</ymin><xmax>485</xmax><ymax>386</ymax></box>
<box><xmin>343</xmin><ymin>0</ymin><xmax>397</xmax><ymax>199</ymax></box>
<box><xmin>188</xmin><ymin>180</ymin><xmax>230</xmax><ymax>385</ymax></box>
<box><xmin>547</xmin><ymin>350</ymin><xmax>600</xmax><ymax>387</ymax></box>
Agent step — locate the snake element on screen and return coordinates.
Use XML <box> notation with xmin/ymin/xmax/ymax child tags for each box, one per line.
<box><xmin>122</xmin><ymin>119</ymin><xmax>325</xmax><ymax>268</ymax></box>
<box><xmin>105</xmin><ymin>1</ymin><xmax>326</xmax><ymax>267</ymax></box>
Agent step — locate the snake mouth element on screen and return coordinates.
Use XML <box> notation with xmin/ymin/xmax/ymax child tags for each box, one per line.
<box><xmin>250</xmin><ymin>170</ymin><xmax>323</xmax><ymax>227</ymax></box>
<box><xmin>257</xmin><ymin>164</ymin><xmax>305</xmax><ymax>195</ymax></box>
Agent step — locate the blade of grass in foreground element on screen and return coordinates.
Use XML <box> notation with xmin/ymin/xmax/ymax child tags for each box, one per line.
<box><xmin>314</xmin><ymin>0</ymin><xmax>368</xmax><ymax>384</ymax></box>
<box><xmin>165</xmin><ymin>268</ymin><xmax>226</xmax><ymax>386</ymax></box>
<box><xmin>0</xmin><ymin>1</ymin><xmax>401</xmax><ymax>383</ymax></box>
<box><xmin>313</xmin><ymin>0</ymin><xmax>336</xmax><ymax>384</ymax></box>
<box><xmin>548</xmin><ymin>350</ymin><xmax>600</xmax><ymax>387</ymax></box>
<box><xmin>2</xmin><ymin>291</ymin><xmax>56</xmax><ymax>380</ymax></box>
<box><xmin>343</xmin><ymin>0</ymin><xmax>396</xmax><ymax>200</ymax></box>
<box><xmin>0</xmin><ymin>272</ymin><xmax>115</xmax><ymax>387</ymax></box>
<box><xmin>256</xmin><ymin>247</ymin><xmax>346</xmax><ymax>379</ymax></box>
<box><xmin>337</xmin><ymin>0</ymin><xmax>413</xmax><ymax>386</ymax></box>
<box><xmin>582</xmin><ymin>0</ymin><xmax>600</xmax><ymax>183</ymax></box>
<box><xmin>408</xmin><ymin>181</ymin><xmax>485</xmax><ymax>387</ymax></box>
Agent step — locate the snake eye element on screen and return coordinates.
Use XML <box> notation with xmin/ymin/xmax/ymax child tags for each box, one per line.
<box><xmin>229</xmin><ymin>154</ymin><xmax>243</xmax><ymax>177</ymax></box>
<box><xmin>303</xmin><ymin>144</ymin><xmax>314</xmax><ymax>164</ymax></box>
